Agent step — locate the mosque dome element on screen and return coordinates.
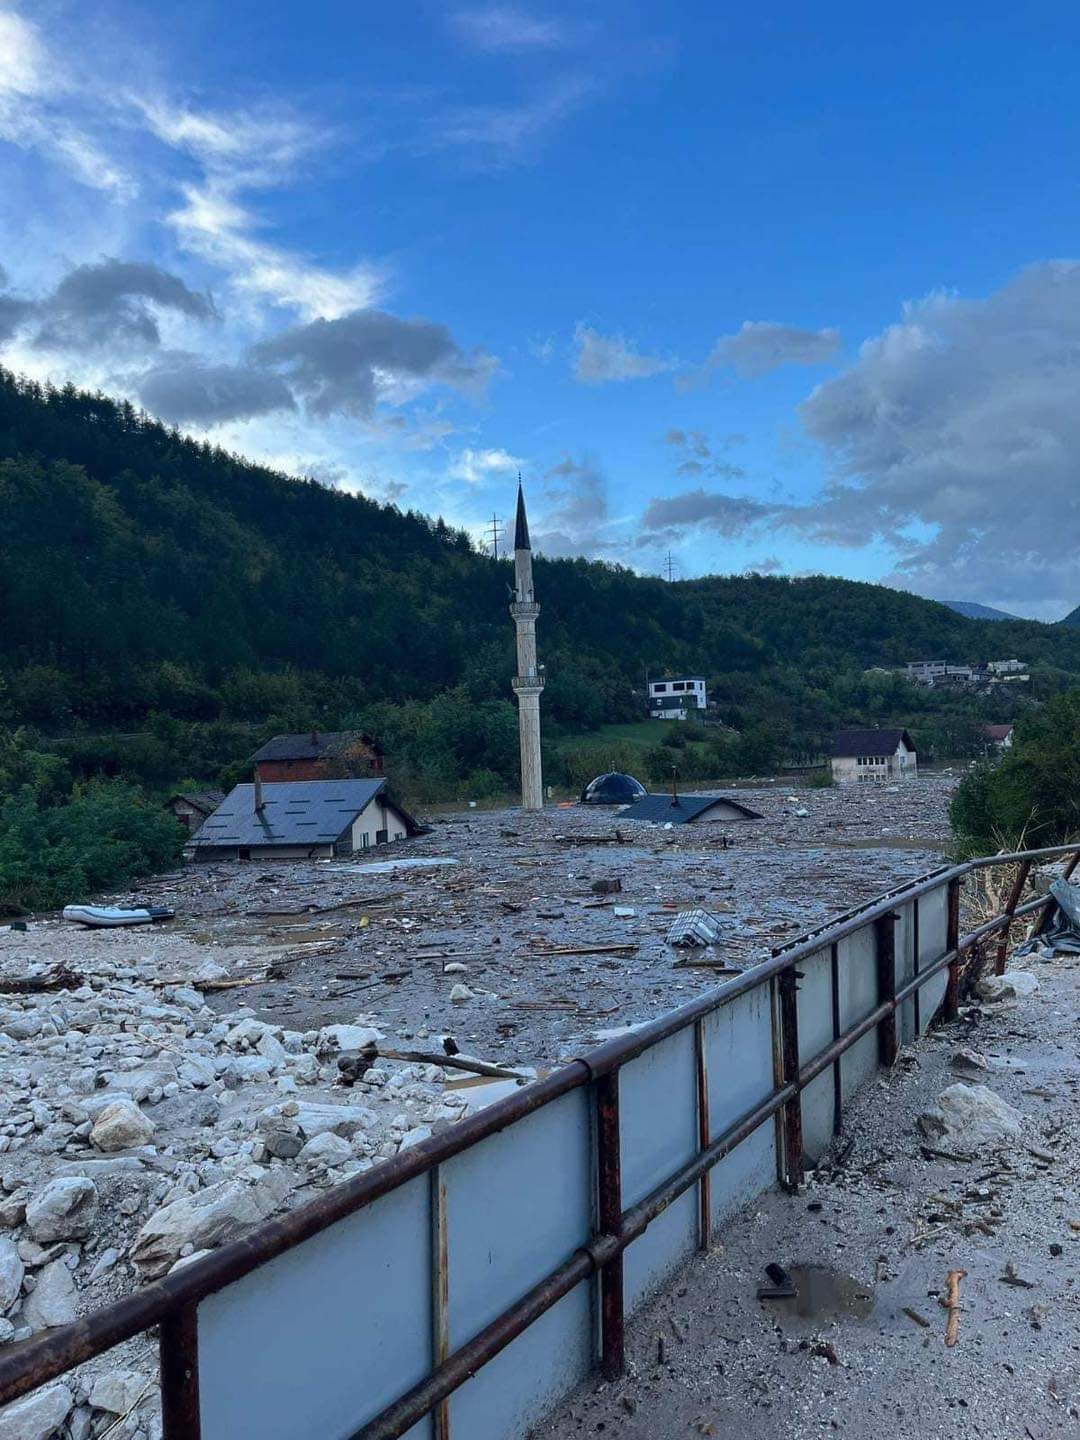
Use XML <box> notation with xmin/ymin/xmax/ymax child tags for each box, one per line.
<box><xmin>579</xmin><ymin>771</ymin><xmax>649</xmax><ymax>805</ymax></box>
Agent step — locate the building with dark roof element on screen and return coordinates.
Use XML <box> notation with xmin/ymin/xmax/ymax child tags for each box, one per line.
<box><xmin>617</xmin><ymin>793</ymin><xmax>762</xmax><ymax>826</ymax></box>
<box><xmin>830</xmin><ymin>728</ymin><xmax>917</xmax><ymax>784</ymax></box>
<box><xmin>250</xmin><ymin>730</ymin><xmax>383</xmax><ymax>783</ymax></box>
<box><xmin>189</xmin><ymin>779</ymin><xmax>422</xmax><ymax>860</ymax></box>
<box><xmin>167</xmin><ymin>791</ymin><xmax>226</xmax><ymax>838</ymax></box>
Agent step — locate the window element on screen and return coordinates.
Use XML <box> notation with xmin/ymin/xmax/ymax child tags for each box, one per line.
<box><xmin>654</xmin><ymin>683</ymin><xmax>667</xmax><ymax>693</ymax></box>
<box><xmin>376</xmin><ymin>828</ymin><xmax>389</xmax><ymax>845</ymax></box>
<box><xmin>361</xmin><ymin>833</ymin><xmax>370</xmax><ymax>850</ymax></box>
<box><xmin>238</xmin><ymin>847</ymin><xmax>251</xmax><ymax>860</ymax></box>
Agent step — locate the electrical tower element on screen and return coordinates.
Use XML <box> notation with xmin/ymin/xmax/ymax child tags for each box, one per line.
<box><xmin>487</xmin><ymin>513</ymin><xmax>502</xmax><ymax>560</ymax></box>
<box><xmin>664</xmin><ymin>550</ymin><xmax>678</xmax><ymax>582</ymax></box>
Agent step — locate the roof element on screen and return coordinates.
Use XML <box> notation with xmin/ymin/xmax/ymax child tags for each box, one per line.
<box><xmin>580</xmin><ymin>772</ymin><xmax>648</xmax><ymax>805</ymax></box>
<box><xmin>618</xmin><ymin>793</ymin><xmax>763</xmax><ymax>825</ymax></box>
<box><xmin>189</xmin><ymin>779</ymin><xmax>421</xmax><ymax>850</ymax></box>
<box><xmin>250</xmin><ymin>731</ymin><xmax>381</xmax><ymax>764</ymax></box>
<box><xmin>983</xmin><ymin>724</ymin><xmax>1014</xmax><ymax>740</ymax></box>
<box><xmin>169</xmin><ymin>790</ymin><xmax>225</xmax><ymax>815</ymax></box>
<box><xmin>831</xmin><ymin>728</ymin><xmax>915</xmax><ymax>758</ymax></box>
<box><xmin>514</xmin><ymin>481</ymin><xmax>530</xmax><ymax>551</ymax></box>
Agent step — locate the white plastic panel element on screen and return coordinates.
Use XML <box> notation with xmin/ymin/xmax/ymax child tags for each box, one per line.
<box><xmin>895</xmin><ymin>898</ymin><xmax>917</xmax><ymax>1045</ymax></box>
<box><xmin>198</xmin><ymin>1175</ymin><xmax>432</xmax><ymax>1440</ymax></box>
<box><xmin>702</xmin><ymin>985</ymin><xmax>778</xmax><ymax>1226</ymax></box>
<box><xmin>619</xmin><ymin>1028</ymin><xmax>698</xmax><ymax>1310</ymax></box>
<box><xmin>837</xmin><ymin>925</ymin><xmax>879</xmax><ymax>1108</ymax></box>
<box><xmin>444</xmin><ymin>1089</ymin><xmax>594</xmax><ymax>1440</ymax></box>
<box><xmin>796</xmin><ymin>949</ymin><xmax>835</xmax><ymax>1163</ymax></box>
<box><xmin>916</xmin><ymin>883</ymin><xmax>949</xmax><ymax>1031</ymax></box>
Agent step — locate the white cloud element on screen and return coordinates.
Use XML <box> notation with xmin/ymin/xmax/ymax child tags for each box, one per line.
<box><xmin>425</xmin><ymin>75</ymin><xmax>595</xmax><ymax>168</ymax></box>
<box><xmin>573</xmin><ymin>322</ymin><xmax>673</xmax><ymax>385</ymax></box>
<box><xmin>449</xmin><ymin>6</ymin><xmax>578</xmax><ymax>52</ymax></box>
<box><xmin>448</xmin><ymin>446</ymin><xmax>524</xmax><ymax>484</ymax></box>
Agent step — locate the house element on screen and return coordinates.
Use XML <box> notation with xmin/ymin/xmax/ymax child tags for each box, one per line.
<box><xmin>167</xmin><ymin>791</ymin><xmax>225</xmax><ymax>837</ymax></box>
<box><xmin>618</xmin><ymin>793</ymin><xmax>762</xmax><ymax>825</ymax></box>
<box><xmin>986</xmin><ymin>659</ymin><xmax>1025</xmax><ymax>675</ymax></box>
<box><xmin>830</xmin><ymin>729</ymin><xmax>918</xmax><ymax>784</ymax></box>
<box><xmin>983</xmin><ymin>723</ymin><xmax>1015</xmax><ymax>751</ymax></box>
<box><xmin>188</xmin><ymin>778</ymin><xmax>422</xmax><ymax>861</ymax></box>
<box><xmin>250</xmin><ymin>731</ymin><xmax>384</xmax><ymax>783</ymax></box>
<box><xmin>647</xmin><ymin>676</ymin><xmax>707</xmax><ymax>720</ymax></box>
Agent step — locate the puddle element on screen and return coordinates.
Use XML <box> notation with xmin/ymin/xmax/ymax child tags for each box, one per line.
<box><xmin>761</xmin><ymin>1266</ymin><xmax>875</xmax><ymax>1323</ymax></box>
<box><xmin>446</xmin><ymin>1067</ymin><xmax>543</xmax><ymax>1110</ymax></box>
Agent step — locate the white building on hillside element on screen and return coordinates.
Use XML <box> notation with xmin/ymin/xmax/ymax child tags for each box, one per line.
<box><xmin>830</xmin><ymin>729</ymin><xmax>918</xmax><ymax>784</ymax></box>
<box><xmin>648</xmin><ymin>676</ymin><xmax>707</xmax><ymax>720</ymax></box>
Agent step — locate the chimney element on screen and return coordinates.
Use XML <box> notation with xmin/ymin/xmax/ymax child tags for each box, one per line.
<box><xmin>254</xmin><ymin>769</ymin><xmax>265</xmax><ymax>814</ymax></box>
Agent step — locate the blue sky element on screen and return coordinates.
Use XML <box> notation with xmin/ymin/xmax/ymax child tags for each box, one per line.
<box><xmin>2</xmin><ymin>2</ymin><xmax>1079</xmax><ymax>618</ymax></box>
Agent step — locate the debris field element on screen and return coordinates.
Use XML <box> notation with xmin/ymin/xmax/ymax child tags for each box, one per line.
<box><xmin>0</xmin><ymin>777</ymin><xmax>955</xmax><ymax>1438</ymax></box>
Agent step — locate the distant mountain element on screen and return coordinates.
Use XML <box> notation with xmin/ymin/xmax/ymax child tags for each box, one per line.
<box><xmin>940</xmin><ymin>600</ymin><xmax>1022</xmax><ymax>623</ymax></box>
<box><xmin>1062</xmin><ymin>604</ymin><xmax>1080</xmax><ymax>626</ymax></box>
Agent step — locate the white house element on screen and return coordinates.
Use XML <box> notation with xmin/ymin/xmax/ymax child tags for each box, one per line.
<box><xmin>830</xmin><ymin>729</ymin><xmax>918</xmax><ymax>785</ymax></box>
<box><xmin>648</xmin><ymin>676</ymin><xmax>707</xmax><ymax>720</ymax></box>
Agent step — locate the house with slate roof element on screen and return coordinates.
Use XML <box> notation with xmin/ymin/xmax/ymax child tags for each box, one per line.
<box><xmin>830</xmin><ymin>728</ymin><xmax>917</xmax><ymax>785</ymax></box>
<box><xmin>251</xmin><ymin>730</ymin><xmax>383</xmax><ymax>783</ymax></box>
<box><xmin>189</xmin><ymin>778</ymin><xmax>422</xmax><ymax>861</ymax></box>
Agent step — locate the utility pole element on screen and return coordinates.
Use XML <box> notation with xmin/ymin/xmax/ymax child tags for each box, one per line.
<box><xmin>487</xmin><ymin>513</ymin><xmax>502</xmax><ymax>560</ymax></box>
<box><xmin>664</xmin><ymin>551</ymin><xmax>677</xmax><ymax>582</ymax></box>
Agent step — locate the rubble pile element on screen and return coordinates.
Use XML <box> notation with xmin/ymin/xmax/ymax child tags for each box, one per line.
<box><xmin>0</xmin><ymin>952</ymin><xmax>470</xmax><ymax>1436</ymax></box>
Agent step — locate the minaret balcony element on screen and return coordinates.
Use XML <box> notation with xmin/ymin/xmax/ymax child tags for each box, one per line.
<box><xmin>512</xmin><ymin>675</ymin><xmax>545</xmax><ymax>694</ymax></box>
<box><xmin>509</xmin><ymin>600</ymin><xmax>540</xmax><ymax>620</ymax></box>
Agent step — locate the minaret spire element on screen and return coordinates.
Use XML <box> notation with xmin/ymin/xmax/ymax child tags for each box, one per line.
<box><xmin>509</xmin><ymin>479</ymin><xmax>544</xmax><ymax>810</ymax></box>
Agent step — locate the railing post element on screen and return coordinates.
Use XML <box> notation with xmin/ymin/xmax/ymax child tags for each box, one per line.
<box><xmin>829</xmin><ymin>942</ymin><xmax>842</xmax><ymax>1135</ymax></box>
<box><xmin>943</xmin><ymin>876</ymin><xmax>962</xmax><ymax>1022</ymax></box>
<box><xmin>875</xmin><ymin>913</ymin><xmax>899</xmax><ymax>1067</ymax></box>
<box><xmin>778</xmin><ymin>970</ymin><xmax>803</xmax><ymax>1191</ymax></box>
<box><xmin>160</xmin><ymin>1303</ymin><xmax>200</xmax><ymax>1440</ymax></box>
<box><xmin>694</xmin><ymin>1017</ymin><xmax>711</xmax><ymax>1250</ymax></box>
<box><xmin>595</xmin><ymin>1072</ymin><xmax>624</xmax><ymax>1381</ymax></box>
<box><xmin>994</xmin><ymin>858</ymin><xmax>1032</xmax><ymax>975</ymax></box>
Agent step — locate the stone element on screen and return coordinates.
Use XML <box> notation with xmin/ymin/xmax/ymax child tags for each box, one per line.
<box><xmin>0</xmin><ymin>1383</ymin><xmax>73</xmax><ymax>1440</ymax></box>
<box><xmin>0</xmin><ymin>1238</ymin><xmax>23</xmax><ymax>1313</ymax></box>
<box><xmin>298</xmin><ymin>1132</ymin><xmax>351</xmax><ymax>1167</ymax></box>
<box><xmin>0</xmin><ymin>1195</ymin><xmax>26</xmax><ymax>1229</ymax></box>
<box><xmin>257</xmin><ymin>1102</ymin><xmax>375</xmax><ymax>1141</ymax></box>
<box><xmin>88</xmin><ymin>1371</ymin><xmax>148</xmax><ymax>1415</ymax></box>
<box><xmin>25</xmin><ymin>1178</ymin><xmax>98</xmax><ymax>1243</ymax></box>
<box><xmin>261</xmin><ymin>1127</ymin><xmax>304</xmax><ymax>1161</ymax></box>
<box><xmin>131</xmin><ymin>1169</ymin><xmax>295</xmax><ymax>1277</ymax></box>
<box><xmin>314</xmin><ymin>1024</ymin><xmax>381</xmax><ymax>1059</ymax></box>
<box><xmin>975</xmin><ymin>971</ymin><xmax>1039</xmax><ymax>1002</ymax></box>
<box><xmin>87</xmin><ymin>1247</ymin><xmax>119</xmax><ymax>1283</ymax></box>
<box><xmin>442</xmin><ymin>962</ymin><xmax>468</xmax><ymax>974</ymax></box>
<box><xmin>950</xmin><ymin>1047</ymin><xmax>993</xmax><ymax>1075</ymax></box>
<box><xmin>90</xmin><ymin>1100</ymin><xmax>155</xmax><ymax>1153</ymax></box>
<box><xmin>449</xmin><ymin>984</ymin><xmax>475</xmax><ymax>1003</ymax></box>
<box><xmin>23</xmin><ymin>1257</ymin><xmax>77</xmax><ymax>1329</ymax></box>
<box><xmin>918</xmin><ymin>1083</ymin><xmax>1024</xmax><ymax>1149</ymax></box>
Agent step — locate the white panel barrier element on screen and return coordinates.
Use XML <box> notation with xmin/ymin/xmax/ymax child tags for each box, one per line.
<box><xmin>917</xmin><ymin>883</ymin><xmax>950</xmax><ymax>1030</ymax></box>
<box><xmin>198</xmin><ymin>1176</ymin><xmax>433</xmax><ymax>1440</ymax></box>
<box><xmin>837</xmin><ymin>925</ymin><xmax>879</xmax><ymax>1109</ymax></box>
<box><xmin>796</xmin><ymin>949</ymin><xmax>835</xmax><ymax>1164</ymax></box>
<box><xmin>702</xmin><ymin>984</ymin><xmax>778</xmax><ymax>1227</ymax></box>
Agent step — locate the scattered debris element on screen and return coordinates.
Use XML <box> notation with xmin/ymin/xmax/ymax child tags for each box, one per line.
<box><xmin>902</xmin><ymin>1306</ymin><xmax>931</xmax><ymax>1329</ymax></box>
<box><xmin>942</xmin><ymin>1267</ymin><xmax>966</xmax><ymax>1347</ymax></box>
<box><xmin>666</xmin><ymin>910</ymin><xmax>724</xmax><ymax>947</ymax></box>
<box><xmin>999</xmin><ymin>1262</ymin><xmax>1036</xmax><ymax>1289</ymax></box>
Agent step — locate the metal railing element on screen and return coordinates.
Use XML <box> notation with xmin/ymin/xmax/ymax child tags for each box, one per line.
<box><xmin>1</xmin><ymin>842</ymin><xmax>1077</xmax><ymax>1438</ymax></box>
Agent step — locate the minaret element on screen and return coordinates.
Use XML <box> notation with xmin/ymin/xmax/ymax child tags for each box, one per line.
<box><xmin>509</xmin><ymin>479</ymin><xmax>544</xmax><ymax>810</ymax></box>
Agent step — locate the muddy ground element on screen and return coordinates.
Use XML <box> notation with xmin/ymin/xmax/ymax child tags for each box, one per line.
<box><xmin>132</xmin><ymin>774</ymin><xmax>956</xmax><ymax>1069</ymax></box>
<box><xmin>533</xmin><ymin>947</ymin><xmax>1080</xmax><ymax>1440</ymax></box>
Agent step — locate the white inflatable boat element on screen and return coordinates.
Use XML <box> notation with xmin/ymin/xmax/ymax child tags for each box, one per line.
<box><xmin>61</xmin><ymin>905</ymin><xmax>175</xmax><ymax>928</ymax></box>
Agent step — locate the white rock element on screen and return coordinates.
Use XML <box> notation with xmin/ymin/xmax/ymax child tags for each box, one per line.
<box><xmin>257</xmin><ymin>1031</ymin><xmax>287</xmax><ymax>1066</ymax></box>
<box><xmin>23</xmin><ymin>1257</ymin><xmax>76</xmax><ymax>1329</ymax></box>
<box><xmin>442</xmin><ymin>962</ymin><xmax>468</xmax><ymax>975</ymax></box>
<box><xmin>918</xmin><ymin>1083</ymin><xmax>1023</xmax><ymax>1149</ymax></box>
<box><xmin>0</xmin><ymin>1383</ymin><xmax>73</xmax><ymax>1440</ymax></box>
<box><xmin>0</xmin><ymin>1238</ymin><xmax>23</xmax><ymax>1313</ymax></box>
<box><xmin>449</xmin><ymin>984</ymin><xmax>474</xmax><ymax>1004</ymax></box>
<box><xmin>90</xmin><ymin>1100</ymin><xmax>155</xmax><ymax>1153</ymax></box>
<box><xmin>975</xmin><ymin>971</ymin><xmax>1039</xmax><ymax>1002</ymax></box>
<box><xmin>298</xmin><ymin>1133</ymin><xmax>351</xmax><ymax>1167</ymax></box>
<box><xmin>257</xmin><ymin>1102</ymin><xmax>375</xmax><ymax>1141</ymax></box>
<box><xmin>88</xmin><ymin>1371</ymin><xmax>149</xmax><ymax>1415</ymax></box>
<box><xmin>87</xmin><ymin>1247</ymin><xmax>119</xmax><ymax>1283</ymax></box>
<box><xmin>25</xmin><ymin>1178</ymin><xmax>98</xmax><ymax>1242</ymax></box>
<box><xmin>314</xmin><ymin>1024</ymin><xmax>381</xmax><ymax>1058</ymax></box>
<box><xmin>131</xmin><ymin>1170</ymin><xmax>295</xmax><ymax>1277</ymax></box>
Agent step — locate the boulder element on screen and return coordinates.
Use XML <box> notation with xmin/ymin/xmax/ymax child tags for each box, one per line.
<box><xmin>918</xmin><ymin>1082</ymin><xmax>1023</xmax><ymax>1149</ymax></box>
<box><xmin>257</xmin><ymin>1102</ymin><xmax>375</xmax><ymax>1141</ymax></box>
<box><xmin>298</xmin><ymin>1132</ymin><xmax>351</xmax><ymax>1167</ymax></box>
<box><xmin>0</xmin><ymin>1238</ymin><xmax>23</xmax><ymax>1313</ymax></box>
<box><xmin>449</xmin><ymin>984</ymin><xmax>474</xmax><ymax>1004</ymax></box>
<box><xmin>25</xmin><ymin>1178</ymin><xmax>98</xmax><ymax>1243</ymax></box>
<box><xmin>0</xmin><ymin>1383</ymin><xmax>73</xmax><ymax>1440</ymax></box>
<box><xmin>90</xmin><ymin>1100</ymin><xmax>155</xmax><ymax>1153</ymax></box>
<box><xmin>131</xmin><ymin>1169</ymin><xmax>295</xmax><ymax>1277</ymax></box>
<box><xmin>23</xmin><ymin>1257</ymin><xmax>76</xmax><ymax>1329</ymax></box>
<box><xmin>975</xmin><ymin>971</ymin><xmax>1039</xmax><ymax>1003</ymax></box>
<box><xmin>88</xmin><ymin>1371</ymin><xmax>149</xmax><ymax>1415</ymax></box>
<box><xmin>314</xmin><ymin>1024</ymin><xmax>381</xmax><ymax>1059</ymax></box>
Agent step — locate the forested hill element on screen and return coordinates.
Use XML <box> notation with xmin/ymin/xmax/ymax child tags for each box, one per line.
<box><xmin>3</xmin><ymin>367</ymin><xmax>1080</xmax><ymax>748</ymax></box>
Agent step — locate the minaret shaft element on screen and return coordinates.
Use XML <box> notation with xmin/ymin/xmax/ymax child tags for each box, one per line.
<box><xmin>510</xmin><ymin>482</ymin><xmax>544</xmax><ymax>811</ymax></box>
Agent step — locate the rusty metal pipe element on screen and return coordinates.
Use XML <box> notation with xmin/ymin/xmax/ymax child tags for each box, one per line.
<box><xmin>994</xmin><ymin>858</ymin><xmax>1032</xmax><ymax>975</ymax></box>
<box><xmin>595</xmin><ymin>1073</ymin><xmax>624</xmax><ymax>1380</ymax></box>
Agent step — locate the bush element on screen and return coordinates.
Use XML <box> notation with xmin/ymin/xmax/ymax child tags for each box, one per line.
<box><xmin>950</xmin><ymin>692</ymin><xmax>1080</xmax><ymax>854</ymax></box>
<box><xmin>805</xmin><ymin>766</ymin><xmax>835</xmax><ymax>789</ymax></box>
<box><xmin>0</xmin><ymin>781</ymin><xmax>185</xmax><ymax>914</ymax></box>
